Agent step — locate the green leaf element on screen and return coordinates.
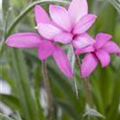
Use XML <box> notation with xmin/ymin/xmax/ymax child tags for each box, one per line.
<box><xmin>105</xmin><ymin>63</ymin><xmax>120</xmax><ymax>120</ymax></box>
<box><xmin>0</xmin><ymin>113</ymin><xmax>15</xmax><ymax>120</ymax></box>
<box><xmin>8</xmin><ymin>49</ymin><xmax>40</xmax><ymax>120</ymax></box>
<box><xmin>0</xmin><ymin>94</ymin><xmax>21</xmax><ymax>111</ymax></box>
<box><xmin>89</xmin><ymin>1</ymin><xmax>117</xmax><ymax>35</ymax></box>
<box><xmin>34</xmin><ymin>67</ymin><xmax>45</xmax><ymax>119</ymax></box>
<box><xmin>108</xmin><ymin>0</ymin><xmax>120</xmax><ymax>14</ymax></box>
<box><xmin>48</xmin><ymin>60</ymin><xmax>86</xmax><ymax>114</ymax></box>
<box><xmin>56</xmin><ymin>99</ymin><xmax>80</xmax><ymax>119</ymax></box>
<box><xmin>83</xmin><ymin>107</ymin><xmax>105</xmax><ymax>119</ymax></box>
<box><xmin>0</xmin><ymin>71</ymin><xmax>15</xmax><ymax>89</ymax></box>
<box><xmin>91</xmin><ymin>77</ymin><xmax>105</xmax><ymax>114</ymax></box>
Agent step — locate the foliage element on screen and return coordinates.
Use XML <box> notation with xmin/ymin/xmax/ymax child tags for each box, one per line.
<box><xmin>0</xmin><ymin>0</ymin><xmax>120</xmax><ymax>120</ymax></box>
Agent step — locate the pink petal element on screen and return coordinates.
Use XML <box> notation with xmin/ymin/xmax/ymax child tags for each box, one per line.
<box><xmin>53</xmin><ymin>45</ymin><xmax>73</xmax><ymax>78</ymax></box>
<box><xmin>95</xmin><ymin>49</ymin><xmax>111</xmax><ymax>68</ymax></box>
<box><xmin>94</xmin><ymin>33</ymin><xmax>112</xmax><ymax>50</ymax></box>
<box><xmin>5</xmin><ymin>33</ymin><xmax>41</xmax><ymax>48</ymax></box>
<box><xmin>49</xmin><ymin>5</ymin><xmax>72</xmax><ymax>32</ymax></box>
<box><xmin>72</xmin><ymin>33</ymin><xmax>95</xmax><ymax>49</ymax></box>
<box><xmin>73</xmin><ymin>14</ymin><xmax>97</xmax><ymax>34</ymax></box>
<box><xmin>38</xmin><ymin>23</ymin><xmax>61</xmax><ymax>40</ymax></box>
<box><xmin>75</xmin><ymin>45</ymin><xmax>95</xmax><ymax>55</ymax></box>
<box><xmin>34</xmin><ymin>5</ymin><xmax>50</xmax><ymax>24</ymax></box>
<box><xmin>38</xmin><ymin>40</ymin><xmax>55</xmax><ymax>60</ymax></box>
<box><xmin>68</xmin><ymin>0</ymin><xmax>88</xmax><ymax>24</ymax></box>
<box><xmin>81</xmin><ymin>53</ymin><xmax>98</xmax><ymax>78</ymax></box>
<box><xmin>54</xmin><ymin>32</ymin><xmax>73</xmax><ymax>44</ymax></box>
<box><xmin>102</xmin><ymin>41</ymin><xmax>120</xmax><ymax>54</ymax></box>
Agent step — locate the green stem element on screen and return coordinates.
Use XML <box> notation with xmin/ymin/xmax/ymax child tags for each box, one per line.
<box><xmin>42</xmin><ymin>61</ymin><xmax>55</xmax><ymax>120</ymax></box>
<box><xmin>83</xmin><ymin>77</ymin><xmax>93</xmax><ymax>107</ymax></box>
<box><xmin>75</xmin><ymin>55</ymin><xmax>93</xmax><ymax>107</ymax></box>
<box><xmin>73</xmin><ymin>76</ymin><xmax>79</xmax><ymax>99</ymax></box>
<box><xmin>71</xmin><ymin>46</ymin><xmax>79</xmax><ymax>99</ymax></box>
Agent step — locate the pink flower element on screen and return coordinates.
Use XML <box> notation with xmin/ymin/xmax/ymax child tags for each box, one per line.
<box><xmin>75</xmin><ymin>33</ymin><xmax>120</xmax><ymax>78</ymax></box>
<box><xmin>37</xmin><ymin>0</ymin><xmax>97</xmax><ymax>49</ymax></box>
<box><xmin>5</xmin><ymin>5</ymin><xmax>73</xmax><ymax>78</ymax></box>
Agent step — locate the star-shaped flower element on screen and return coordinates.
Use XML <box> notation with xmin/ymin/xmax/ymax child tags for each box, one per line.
<box><xmin>75</xmin><ymin>33</ymin><xmax>120</xmax><ymax>78</ymax></box>
<box><xmin>5</xmin><ymin>4</ymin><xmax>73</xmax><ymax>78</ymax></box>
<box><xmin>37</xmin><ymin>0</ymin><xmax>97</xmax><ymax>49</ymax></box>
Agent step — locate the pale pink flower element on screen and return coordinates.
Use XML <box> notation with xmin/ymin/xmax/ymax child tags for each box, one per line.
<box><xmin>5</xmin><ymin>5</ymin><xmax>73</xmax><ymax>78</ymax></box>
<box><xmin>75</xmin><ymin>33</ymin><xmax>120</xmax><ymax>78</ymax></box>
<box><xmin>37</xmin><ymin>0</ymin><xmax>97</xmax><ymax>49</ymax></box>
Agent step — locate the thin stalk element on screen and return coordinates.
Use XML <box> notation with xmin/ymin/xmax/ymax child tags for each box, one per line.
<box><xmin>70</xmin><ymin>46</ymin><xmax>79</xmax><ymax>99</ymax></box>
<box><xmin>75</xmin><ymin>55</ymin><xmax>93</xmax><ymax>107</ymax></box>
<box><xmin>42</xmin><ymin>61</ymin><xmax>55</xmax><ymax>120</ymax></box>
<box><xmin>73</xmin><ymin>76</ymin><xmax>79</xmax><ymax>99</ymax></box>
<box><xmin>83</xmin><ymin>77</ymin><xmax>93</xmax><ymax>107</ymax></box>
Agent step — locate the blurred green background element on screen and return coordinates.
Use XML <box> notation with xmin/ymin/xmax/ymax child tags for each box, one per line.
<box><xmin>0</xmin><ymin>0</ymin><xmax>120</xmax><ymax>120</ymax></box>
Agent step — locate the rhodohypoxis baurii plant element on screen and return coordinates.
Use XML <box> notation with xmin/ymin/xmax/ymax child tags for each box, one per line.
<box><xmin>4</xmin><ymin>0</ymin><xmax>120</xmax><ymax>109</ymax></box>
<box><xmin>5</xmin><ymin>0</ymin><xmax>97</xmax><ymax>79</ymax></box>
<box><xmin>5</xmin><ymin>4</ymin><xmax>73</xmax><ymax>78</ymax></box>
<box><xmin>75</xmin><ymin>33</ymin><xmax>120</xmax><ymax>78</ymax></box>
<box><xmin>5</xmin><ymin>0</ymin><xmax>120</xmax><ymax>80</ymax></box>
<box><xmin>38</xmin><ymin>0</ymin><xmax>97</xmax><ymax>49</ymax></box>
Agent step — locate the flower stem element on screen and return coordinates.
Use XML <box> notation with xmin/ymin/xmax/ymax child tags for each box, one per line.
<box><xmin>73</xmin><ymin>75</ymin><xmax>79</xmax><ymax>99</ymax></box>
<box><xmin>83</xmin><ymin>77</ymin><xmax>93</xmax><ymax>107</ymax></box>
<box><xmin>75</xmin><ymin>55</ymin><xmax>93</xmax><ymax>107</ymax></box>
<box><xmin>42</xmin><ymin>61</ymin><xmax>55</xmax><ymax>120</ymax></box>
